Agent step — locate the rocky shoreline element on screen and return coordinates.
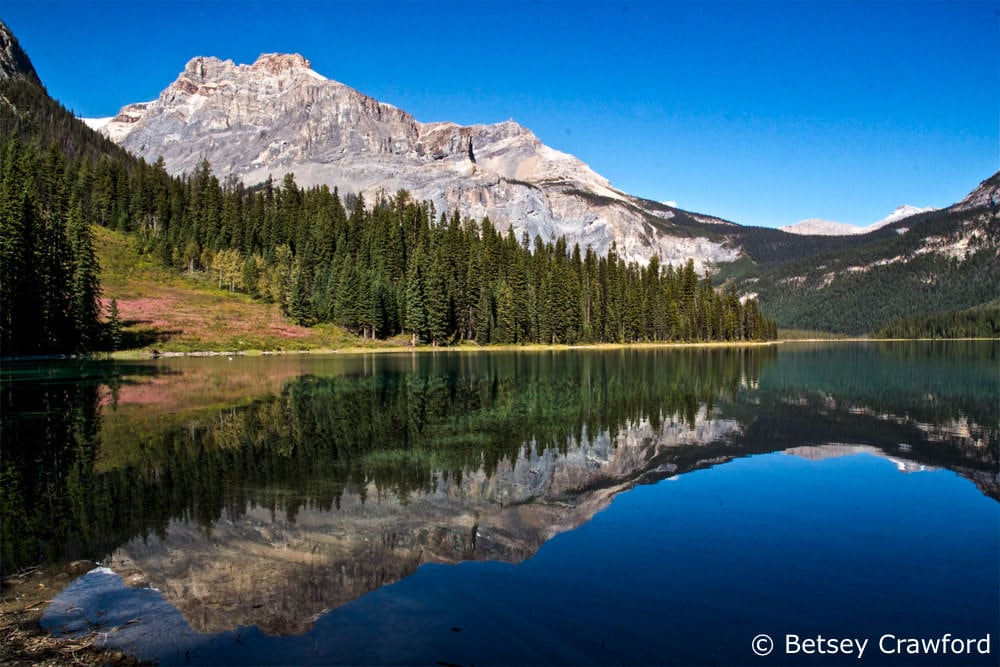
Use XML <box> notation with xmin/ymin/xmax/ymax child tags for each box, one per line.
<box><xmin>0</xmin><ymin>564</ymin><xmax>150</xmax><ymax>666</ymax></box>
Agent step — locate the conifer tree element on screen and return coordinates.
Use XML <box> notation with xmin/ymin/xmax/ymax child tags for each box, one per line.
<box><xmin>0</xmin><ymin>140</ymin><xmax>33</xmax><ymax>354</ymax></box>
<box><xmin>475</xmin><ymin>284</ymin><xmax>492</xmax><ymax>345</ymax></box>
<box><xmin>107</xmin><ymin>297</ymin><xmax>122</xmax><ymax>351</ymax></box>
<box><xmin>494</xmin><ymin>280</ymin><xmax>516</xmax><ymax>344</ymax></box>
<box><xmin>288</xmin><ymin>258</ymin><xmax>314</xmax><ymax>325</ymax></box>
<box><xmin>425</xmin><ymin>249</ymin><xmax>451</xmax><ymax>346</ymax></box>
<box><xmin>405</xmin><ymin>244</ymin><xmax>429</xmax><ymax>344</ymax></box>
<box><xmin>66</xmin><ymin>200</ymin><xmax>101</xmax><ymax>349</ymax></box>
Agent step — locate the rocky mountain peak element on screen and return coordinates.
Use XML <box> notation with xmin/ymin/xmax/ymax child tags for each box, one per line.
<box><xmin>181</xmin><ymin>55</ymin><xmax>233</xmax><ymax>81</ymax></box>
<box><xmin>955</xmin><ymin>170</ymin><xmax>1000</xmax><ymax>211</ymax></box>
<box><xmin>0</xmin><ymin>20</ymin><xmax>42</xmax><ymax>86</ymax></box>
<box><xmin>251</xmin><ymin>52</ymin><xmax>312</xmax><ymax>74</ymax></box>
<box><xmin>93</xmin><ymin>52</ymin><xmax>740</xmax><ymax>269</ymax></box>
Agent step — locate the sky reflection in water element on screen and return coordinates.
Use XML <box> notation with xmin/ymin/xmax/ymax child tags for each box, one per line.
<box><xmin>11</xmin><ymin>343</ymin><xmax>999</xmax><ymax>664</ymax></box>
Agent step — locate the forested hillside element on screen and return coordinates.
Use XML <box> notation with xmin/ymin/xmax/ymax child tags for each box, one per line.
<box><xmin>0</xmin><ymin>53</ymin><xmax>775</xmax><ymax>356</ymax></box>
<box><xmin>42</xmin><ymin>152</ymin><xmax>780</xmax><ymax>348</ymax></box>
<box><xmin>730</xmin><ymin>205</ymin><xmax>999</xmax><ymax>334</ymax></box>
<box><xmin>874</xmin><ymin>301</ymin><xmax>1000</xmax><ymax>339</ymax></box>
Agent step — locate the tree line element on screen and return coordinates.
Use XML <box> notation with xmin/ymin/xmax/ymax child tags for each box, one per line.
<box><xmin>121</xmin><ymin>157</ymin><xmax>778</xmax><ymax>345</ymax></box>
<box><xmin>0</xmin><ymin>139</ymin><xmax>102</xmax><ymax>355</ymax></box>
<box><xmin>874</xmin><ymin>303</ymin><xmax>1000</xmax><ymax>339</ymax></box>
<box><xmin>1</xmin><ymin>70</ymin><xmax>775</xmax><ymax>354</ymax></box>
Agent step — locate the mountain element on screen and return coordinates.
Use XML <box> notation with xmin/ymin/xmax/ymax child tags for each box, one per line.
<box><xmin>0</xmin><ymin>20</ymin><xmax>41</xmax><ymax>85</ymax></box>
<box><xmin>0</xmin><ymin>20</ymin><xmax>130</xmax><ymax>165</ymax></box>
<box><xmin>735</xmin><ymin>173</ymin><xmax>1000</xmax><ymax>334</ymax></box>
<box><xmin>90</xmin><ymin>53</ymin><xmax>740</xmax><ymax>271</ymax></box>
<box><xmin>5</xmin><ymin>23</ymin><xmax>996</xmax><ymax>338</ymax></box>
<box><xmin>954</xmin><ymin>170</ymin><xmax>1000</xmax><ymax>211</ymax></box>
<box><xmin>94</xmin><ymin>50</ymin><xmax>986</xmax><ymax>289</ymax></box>
<box><xmin>780</xmin><ymin>218</ymin><xmax>873</xmax><ymax>236</ymax></box>
<box><xmin>871</xmin><ymin>204</ymin><xmax>939</xmax><ymax>228</ymax></box>
<box><xmin>780</xmin><ymin>204</ymin><xmax>938</xmax><ymax>236</ymax></box>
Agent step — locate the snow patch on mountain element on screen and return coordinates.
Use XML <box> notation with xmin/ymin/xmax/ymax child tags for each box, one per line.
<box><xmin>870</xmin><ymin>205</ymin><xmax>937</xmax><ymax>228</ymax></box>
<box><xmin>82</xmin><ymin>116</ymin><xmax>113</xmax><ymax>131</ymax></box>
<box><xmin>780</xmin><ymin>219</ymin><xmax>862</xmax><ymax>236</ymax></box>
<box><xmin>780</xmin><ymin>205</ymin><xmax>937</xmax><ymax>236</ymax></box>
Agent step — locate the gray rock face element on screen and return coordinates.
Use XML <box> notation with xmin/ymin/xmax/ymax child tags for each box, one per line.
<box><xmin>954</xmin><ymin>171</ymin><xmax>1000</xmax><ymax>211</ymax></box>
<box><xmin>0</xmin><ymin>20</ymin><xmax>42</xmax><ymax>85</ymax></box>
<box><xmin>97</xmin><ymin>53</ymin><xmax>738</xmax><ymax>270</ymax></box>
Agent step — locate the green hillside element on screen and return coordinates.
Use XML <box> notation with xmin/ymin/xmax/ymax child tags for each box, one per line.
<box><xmin>874</xmin><ymin>300</ymin><xmax>1000</xmax><ymax>339</ymax></box>
<box><xmin>1</xmin><ymin>29</ymin><xmax>775</xmax><ymax>356</ymax></box>
<box><xmin>93</xmin><ymin>224</ymin><xmax>374</xmax><ymax>352</ymax></box>
<box><xmin>727</xmin><ymin>204</ymin><xmax>999</xmax><ymax>335</ymax></box>
<box><xmin>2</xmin><ymin>17</ymin><xmax>994</xmax><ymax>347</ymax></box>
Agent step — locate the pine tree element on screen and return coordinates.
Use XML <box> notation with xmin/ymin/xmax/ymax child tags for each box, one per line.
<box><xmin>475</xmin><ymin>284</ymin><xmax>492</xmax><ymax>344</ymax></box>
<box><xmin>405</xmin><ymin>245</ymin><xmax>429</xmax><ymax>344</ymax></box>
<box><xmin>425</xmin><ymin>249</ymin><xmax>451</xmax><ymax>346</ymax></box>
<box><xmin>107</xmin><ymin>297</ymin><xmax>122</xmax><ymax>351</ymax></box>
<box><xmin>288</xmin><ymin>258</ymin><xmax>314</xmax><ymax>325</ymax></box>
<box><xmin>494</xmin><ymin>280</ymin><xmax>516</xmax><ymax>344</ymax></box>
<box><xmin>66</xmin><ymin>200</ymin><xmax>101</xmax><ymax>350</ymax></box>
<box><xmin>0</xmin><ymin>140</ymin><xmax>34</xmax><ymax>354</ymax></box>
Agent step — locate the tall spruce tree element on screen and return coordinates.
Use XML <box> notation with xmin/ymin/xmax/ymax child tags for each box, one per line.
<box><xmin>66</xmin><ymin>200</ymin><xmax>101</xmax><ymax>350</ymax></box>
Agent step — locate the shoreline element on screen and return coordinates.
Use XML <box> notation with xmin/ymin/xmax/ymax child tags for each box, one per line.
<box><xmin>3</xmin><ymin>337</ymin><xmax>998</xmax><ymax>363</ymax></box>
<box><xmin>0</xmin><ymin>564</ymin><xmax>150</xmax><ymax>666</ymax></box>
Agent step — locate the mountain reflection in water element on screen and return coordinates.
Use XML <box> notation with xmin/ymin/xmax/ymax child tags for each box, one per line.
<box><xmin>2</xmin><ymin>343</ymin><xmax>997</xmax><ymax>660</ymax></box>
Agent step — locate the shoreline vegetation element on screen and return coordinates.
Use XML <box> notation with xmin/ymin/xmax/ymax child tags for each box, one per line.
<box><xmin>1</xmin><ymin>124</ymin><xmax>777</xmax><ymax>357</ymax></box>
<box><xmin>5</xmin><ymin>337</ymin><xmax>999</xmax><ymax>363</ymax></box>
<box><xmin>3</xmin><ymin>338</ymin><xmax>996</xmax><ymax>364</ymax></box>
<box><xmin>10</xmin><ymin>221</ymin><xmax>999</xmax><ymax>362</ymax></box>
<box><xmin>8</xmin><ymin>212</ymin><xmax>784</xmax><ymax>360</ymax></box>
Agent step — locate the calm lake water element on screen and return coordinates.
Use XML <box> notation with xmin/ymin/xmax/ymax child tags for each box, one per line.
<box><xmin>2</xmin><ymin>342</ymin><xmax>997</xmax><ymax>665</ymax></box>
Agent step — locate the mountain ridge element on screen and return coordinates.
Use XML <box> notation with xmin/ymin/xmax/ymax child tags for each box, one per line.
<box><xmin>780</xmin><ymin>204</ymin><xmax>938</xmax><ymax>236</ymax></box>
<box><xmin>735</xmin><ymin>194</ymin><xmax>999</xmax><ymax>334</ymax></box>
<box><xmin>90</xmin><ymin>52</ymin><xmax>740</xmax><ymax>270</ymax></box>
<box><xmin>0</xmin><ymin>20</ymin><xmax>41</xmax><ymax>86</ymax></box>
<box><xmin>4</xmin><ymin>22</ymin><xmax>996</xmax><ymax>339</ymax></box>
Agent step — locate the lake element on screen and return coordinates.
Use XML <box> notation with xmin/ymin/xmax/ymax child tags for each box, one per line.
<box><xmin>2</xmin><ymin>342</ymin><xmax>997</xmax><ymax>665</ymax></box>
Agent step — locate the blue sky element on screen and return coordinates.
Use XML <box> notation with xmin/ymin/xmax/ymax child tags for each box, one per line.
<box><xmin>4</xmin><ymin>0</ymin><xmax>997</xmax><ymax>228</ymax></box>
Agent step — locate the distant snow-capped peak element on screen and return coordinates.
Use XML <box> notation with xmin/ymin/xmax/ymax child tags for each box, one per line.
<box><xmin>779</xmin><ymin>219</ymin><xmax>861</xmax><ymax>236</ymax></box>
<box><xmin>870</xmin><ymin>205</ymin><xmax>936</xmax><ymax>228</ymax></box>
<box><xmin>780</xmin><ymin>204</ymin><xmax>937</xmax><ymax>236</ymax></box>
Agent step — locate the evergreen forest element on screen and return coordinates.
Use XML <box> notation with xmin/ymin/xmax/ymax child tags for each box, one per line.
<box><xmin>874</xmin><ymin>302</ymin><xmax>1000</xmax><ymax>339</ymax></box>
<box><xmin>0</xmin><ymin>70</ymin><xmax>776</xmax><ymax>355</ymax></box>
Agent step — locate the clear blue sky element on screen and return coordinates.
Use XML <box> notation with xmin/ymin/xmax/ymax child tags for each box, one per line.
<box><xmin>4</xmin><ymin>0</ymin><xmax>997</xmax><ymax>228</ymax></box>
